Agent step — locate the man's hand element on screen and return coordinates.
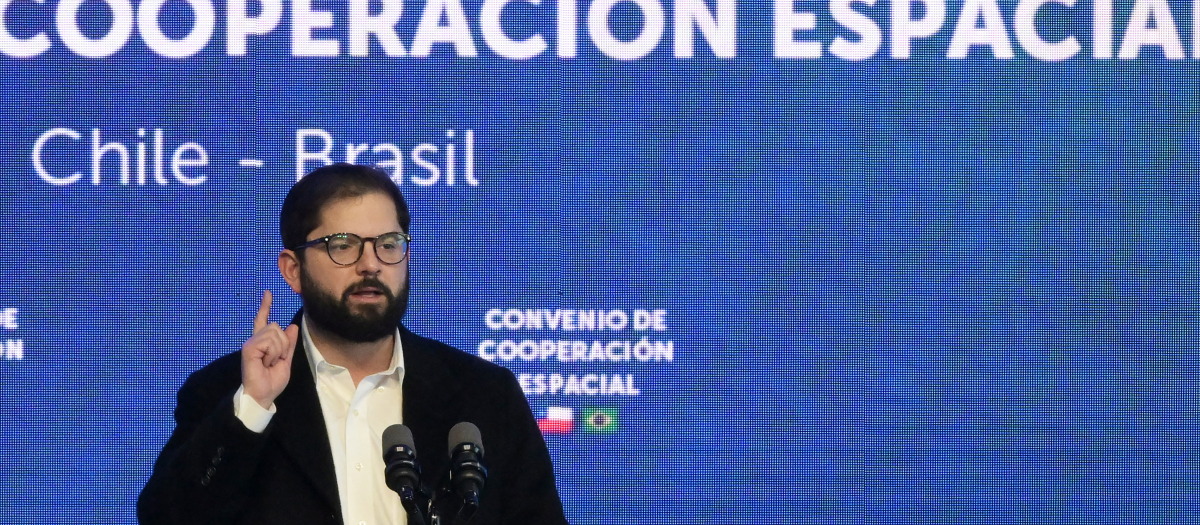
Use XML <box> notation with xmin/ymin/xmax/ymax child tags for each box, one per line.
<box><xmin>241</xmin><ymin>290</ymin><xmax>300</xmax><ymax>409</ymax></box>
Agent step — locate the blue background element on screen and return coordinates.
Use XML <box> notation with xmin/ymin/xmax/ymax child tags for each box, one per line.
<box><xmin>2</xmin><ymin>0</ymin><xmax>1199</xmax><ymax>523</ymax></box>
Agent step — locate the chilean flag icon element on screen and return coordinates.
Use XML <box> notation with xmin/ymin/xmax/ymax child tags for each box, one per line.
<box><xmin>537</xmin><ymin>406</ymin><xmax>574</xmax><ymax>434</ymax></box>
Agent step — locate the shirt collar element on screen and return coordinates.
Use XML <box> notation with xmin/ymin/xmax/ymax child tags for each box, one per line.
<box><xmin>301</xmin><ymin>314</ymin><xmax>404</xmax><ymax>380</ymax></box>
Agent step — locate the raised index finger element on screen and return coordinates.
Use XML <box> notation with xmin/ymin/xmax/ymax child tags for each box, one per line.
<box><xmin>254</xmin><ymin>290</ymin><xmax>272</xmax><ymax>332</ymax></box>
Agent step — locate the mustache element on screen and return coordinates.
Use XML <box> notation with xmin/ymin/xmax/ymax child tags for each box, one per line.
<box><xmin>343</xmin><ymin>277</ymin><xmax>395</xmax><ymax>299</ymax></box>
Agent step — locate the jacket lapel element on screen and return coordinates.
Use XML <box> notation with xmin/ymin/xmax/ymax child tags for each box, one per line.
<box><xmin>400</xmin><ymin>328</ymin><xmax>457</xmax><ymax>429</ymax></box>
<box><xmin>271</xmin><ymin>332</ymin><xmax>342</xmax><ymax>516</ymax></box>
<box><xmin>400</xmin><ymin>327</ymin><xmax>462</xmax><ymax>480</ymax></box>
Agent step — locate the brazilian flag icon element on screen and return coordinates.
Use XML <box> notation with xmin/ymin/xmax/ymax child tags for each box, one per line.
<box><xmin>583</xmin><ymin>408</ymin><xmax>618</xmax><ymax>433</ymax></box>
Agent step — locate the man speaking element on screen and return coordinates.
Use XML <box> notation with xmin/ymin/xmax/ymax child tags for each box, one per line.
<box><xmin>138</xmin><ymin>164</ymin><xmax>567</xmax><ymax>525</ymax></box>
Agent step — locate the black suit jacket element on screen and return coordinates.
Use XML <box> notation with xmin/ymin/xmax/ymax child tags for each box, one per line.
<box><xmin>138</xmin><ymin>319</ymin><xmax>567</xmax><ymax>525</ymax></box>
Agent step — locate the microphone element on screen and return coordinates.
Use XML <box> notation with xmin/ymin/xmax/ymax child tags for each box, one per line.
<box><xmin>382</xmin><ymin>424</ymin><xmax>427</xmax><ymax>525</ymax></box>
<box><xmin>446</xmin><ymin>422</ymin><xmax>488</xmax><ymax>521</ymax></box>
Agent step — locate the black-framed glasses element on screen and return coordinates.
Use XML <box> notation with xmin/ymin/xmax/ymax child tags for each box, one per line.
<box><xmin>293</xmin><ymin>232</ymin><xmax>411</xmax><ymax>266</ymax></box>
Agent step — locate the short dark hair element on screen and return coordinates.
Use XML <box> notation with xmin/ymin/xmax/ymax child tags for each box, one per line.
<box><xmin>280</xmin><ymin>163</ymin><xmax>411</xmax><ymax>251</ymax></box>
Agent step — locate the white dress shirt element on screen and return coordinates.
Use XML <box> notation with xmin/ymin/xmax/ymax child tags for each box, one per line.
<box><xmin>234</xmin><ymin>316</ymin><xmax>407</xmax><ymax>525</ymax></box>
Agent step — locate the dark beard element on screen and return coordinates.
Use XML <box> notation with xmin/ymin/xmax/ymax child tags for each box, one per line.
<box><xmin>300</xmin><ymin>268</ymin><xmax>409</xmax><ymax>343</ymax></box>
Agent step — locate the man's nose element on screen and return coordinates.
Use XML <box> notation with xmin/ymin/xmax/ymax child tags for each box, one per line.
<box><xmin>356</xmin><ymin>240</ymin><xmax>383</xmax><ymax>274</ymax></box>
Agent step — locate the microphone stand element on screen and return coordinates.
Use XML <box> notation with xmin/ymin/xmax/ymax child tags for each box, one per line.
<box><xmin>400</xmin><ymin>484</ymin><xmax>430</xmax><ymax>525</ymax></box>
<box><xmin>426</xmin><ymin>494</ymin><xmax>443</xmax><ymax>525</ymax></box>
<box><xmin>429</xmin><ymin>479</ymin><xmax>478</xmax><ymax>525</ymax></box>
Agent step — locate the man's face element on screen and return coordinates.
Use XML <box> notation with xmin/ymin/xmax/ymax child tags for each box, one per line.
<box><xmin>295</xmin><ymin>192</ymin><xmax>409</xmax><ymax>343</ymax></box>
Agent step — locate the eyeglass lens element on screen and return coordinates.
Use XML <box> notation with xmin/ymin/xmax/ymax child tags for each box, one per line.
<box><xmin>326</xmin><ymin>233</ymin><xmax>408</xmax><ymax>265</ymax></box>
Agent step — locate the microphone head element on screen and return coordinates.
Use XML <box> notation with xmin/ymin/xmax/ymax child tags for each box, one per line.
<box><xmin>447</xmin><ymin>422</ymin><xmax>484</xmax><ymax>457</ymax></box>
<box><xmin>382</xmin><ymin>424</ymin><xmax>416</xmax><ymax>456</ymax></box>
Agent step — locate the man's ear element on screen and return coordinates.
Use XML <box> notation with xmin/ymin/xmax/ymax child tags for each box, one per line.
<box><xmin>279</xmin><ymin>249</ymin><xmax>302</xmax><ymax>294</ymax></box>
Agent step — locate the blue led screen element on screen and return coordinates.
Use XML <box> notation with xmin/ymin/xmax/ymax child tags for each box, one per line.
<box><xmin>1</xmin><ymin>0</ymin><xmax>1199</xmax><ymax>523</ymax></box>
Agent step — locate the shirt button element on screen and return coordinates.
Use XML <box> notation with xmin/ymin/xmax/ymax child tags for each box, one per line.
<box><xmin>359</xmin><ymin>521</ymin><xmax>366</xmax><ymax>525</ymax></box>
<box><xmin>352</xmin><ymin>409</ymin><xmax>360</xmax><ymax>417</ymax></box>
<box><xmin>355</xmin><ymin>462</ymin><xmax>363</xmax><ymax>470</ymax></box>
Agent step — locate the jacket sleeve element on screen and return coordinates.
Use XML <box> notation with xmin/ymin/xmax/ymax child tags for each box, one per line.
<box><xmin>494</xmin><ymin>367</ymin><xmax>570</xmax><ymax>525</ymax></box>
<box><xmin>137</xmin><ymin>361</ymin><xmax>273</xmax><ymax>525</ymax></box>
